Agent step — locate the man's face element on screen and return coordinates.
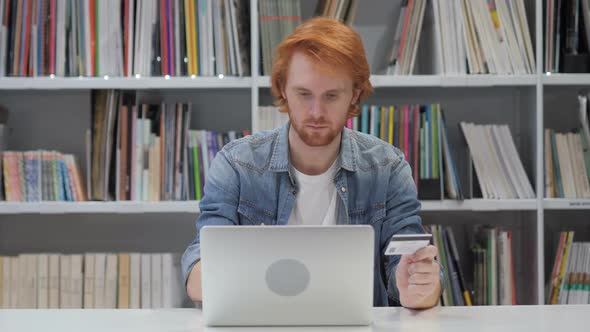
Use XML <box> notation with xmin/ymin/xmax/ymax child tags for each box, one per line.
<box><xmin>283</xmin><ymin>51</ymin><xmax>359</xmax><ymax>147</ymax></box>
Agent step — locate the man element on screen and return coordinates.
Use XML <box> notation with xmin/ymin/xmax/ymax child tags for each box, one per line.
<box><xmin>182</xmin><ymin>17</ymin><xmax>442</xmax><ymax>308</ymax></box>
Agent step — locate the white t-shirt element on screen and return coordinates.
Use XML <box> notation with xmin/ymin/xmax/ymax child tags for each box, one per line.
<box><xmin>287</xmin><ymin>160</ymin><xmax>339</xmax><ymax>226</ymax></box>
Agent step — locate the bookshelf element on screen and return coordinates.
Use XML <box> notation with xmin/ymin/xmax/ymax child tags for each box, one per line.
<box><xmin>0</xmin><ymin>199</ymin><xmax>540</xmax><ymax>215</ymax></box>
<box><xmin>0</xmin><ymin>77</ymin><xmax>254</xmax><ymax>90</ymax></box>
<box><xmin>1</xmin><ymin>0</ymin><xmax>589</xmax><ymax>308</ymax></box>
<box><xmin>0</xmin><ymin>201</ymin><xmax>200</xmax><ymax>214</ymax></box>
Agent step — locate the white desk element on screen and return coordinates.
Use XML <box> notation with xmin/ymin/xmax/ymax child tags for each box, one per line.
<box><xmin>0</xmin><ymin>305</ymin><xmax>588</xmax><ymax>332</ymax></box>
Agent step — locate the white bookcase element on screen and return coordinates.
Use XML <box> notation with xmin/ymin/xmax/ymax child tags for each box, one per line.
<box><xmin>0</xmin><ymin>0</ymin><xmax>588</xmax><ymax>306</ymax></box>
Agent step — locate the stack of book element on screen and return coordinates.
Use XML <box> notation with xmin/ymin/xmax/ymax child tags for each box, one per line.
<box><xmin>431</xmin><ymin>0</ymin><xmax>534</xmax><ymax>75</ymax></box>
<box><xmin>382</xmin><ymin>0</ymin><xmax>536</xmax><ymax>75</ymax></box>
<box><xmin>257</xmin><ymin>105</ymin><xmax>288</xmax><ymax>132</ymax></box>
<box><xmin>258</xmin><ymin>0</ymin><xmax>302</xmax><ymax>75</ymax></box>
<box><xmin>461</xmin><ymin>122</ymin><xmax>535</xmax><ymax>199</ymax></box>
<box><xmin>1</xmin><ymin>150</ymin><xmax>86</xmax><ymax>202</ymax></box>
<box><xmin>545</xmin><ymin>0</ymin><xmax>590</xmax><ymax>73</ymax></box>
<box><xmin>425</xmin><ymin>225</ymin><xmax>472</xmax><ymax>306</ymax></box>
<box><xmin>545</xmin><ymin>93</ymin><xmax>590</xmax><ymax>198</ymax></box>
<box><xmin>356</xmin><ymin>104</ymin><xmax>463</xmax><ymax>200</ymax></box>
<box><xmin>0</xmin><ymin>0</ymin><xmax>250</xmax><ymax>77</ymax></box>
<box><xmin>386</xmin><ymin>0</ymin><xmax>427</xmax><ymax>75</ymax></box>
<box><xmin>471</xmin><ymin>226</ymin><xmax>516</xmax><ymax>305</ymax></box>
<box><xmin>89</xmin><ymin>90</ymin><xmax>249</xmax><ymax>201</ymax></box>
<box><xmin>186</xmin><ymin>129</ymin><xmax>249</xmax><ymax>201</ymax></box>
<box><xmin>547</xmin><ymin>232</ymin><xmax>590</xmax><ymax>305</ymax></box>
<box><xmin>256</xmin><ymin>103</ymin><xmax>463</xmax><ymax>200</ymax></box>
<box><xmin>0</xmin><ymin>252</ymin><xmax>187</xmax><ymax>309</ymax></box>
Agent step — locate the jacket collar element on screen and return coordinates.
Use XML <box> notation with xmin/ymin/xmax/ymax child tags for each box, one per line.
<box><xmin>269</xmin><ymin>121</ymin><xmax>358</xmax><ymax>173</ymax></box>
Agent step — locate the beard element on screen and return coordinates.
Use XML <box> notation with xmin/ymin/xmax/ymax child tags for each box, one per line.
<box><xmin>289</xmin><ymin>114</ymin><xmax>347</xmax><ymax>147</ymax></box>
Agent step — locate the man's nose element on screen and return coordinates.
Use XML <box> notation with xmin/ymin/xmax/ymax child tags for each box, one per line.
<box><xmin>308</xmin><ymin>98</ymin><xmax>324</xmax><ymax>118</ymax></box>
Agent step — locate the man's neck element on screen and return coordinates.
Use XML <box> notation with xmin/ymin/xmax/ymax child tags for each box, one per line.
<box><xmin>288</xmin><ymin>127</ymin><xmax>341</xmax><ymax>176</ymax></box>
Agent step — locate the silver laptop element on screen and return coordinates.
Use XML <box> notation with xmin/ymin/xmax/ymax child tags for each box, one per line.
<box><xmin>200</xmin><ymin>225</ymin><xmax>374</xmax><ymax>327</ymax></box>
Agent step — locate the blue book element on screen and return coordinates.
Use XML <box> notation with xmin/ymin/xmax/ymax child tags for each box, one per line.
<box><xmin>60</xmin><ymin>158</ymin><xmax>73</xmax><ymax>201</ymax></box>
<box><xmin>30</xmin><ymin>152</ymin><xmax>41</xmax><ymax>201</ymax></box>
<box><xmin>373</xmin><ymin>106</ymin><xmax>380</xmax><ymax>138</ymax></box>
<box><xmin>19</xmin><ymin>0</ymin><xmax>28</xmax><ymax>76</ymax></box>
<box><xmin>55</xmin><ymin>155</ymin><xmax>65</xmax><ymax>201</ymax></box>
<box><xmin>361</xmin><ymin>105</ymin><xmax>368</xmax><ymax>134</ymax></box>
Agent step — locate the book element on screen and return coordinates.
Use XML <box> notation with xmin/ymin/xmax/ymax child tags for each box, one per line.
<box><xmin>0</xmin><ymin>252</ymin><xmax>186</xmax><ymax>309</ymax></box>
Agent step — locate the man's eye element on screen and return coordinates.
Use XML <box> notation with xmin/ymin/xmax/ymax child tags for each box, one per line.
<box><xmin>326</xmin><ymin>94</ymin><xmax>337</xmax><ymax>99</ymax></box>
<box><xmin>299</xmin><ymin>93</ymin><xmax>311</xmax><ymax>97</ymax></box>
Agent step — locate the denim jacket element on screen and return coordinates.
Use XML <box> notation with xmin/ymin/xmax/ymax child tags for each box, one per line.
<box><xmin>181</xmin><ymin>122</ymin><xmax>443</xmax><ymax>306</ymax></box>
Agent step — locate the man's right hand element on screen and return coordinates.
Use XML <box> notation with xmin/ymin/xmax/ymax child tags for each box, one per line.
<box><xmin>187</xmin><ymin>261</ymin><xmax>203</xmax><ymax>301</ymax></box>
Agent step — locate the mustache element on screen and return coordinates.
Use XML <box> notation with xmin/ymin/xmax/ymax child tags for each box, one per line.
<box><xmin>304</xmin><ymin>119</ymin><xmax>330</xmax><ymax>126</ymax></box>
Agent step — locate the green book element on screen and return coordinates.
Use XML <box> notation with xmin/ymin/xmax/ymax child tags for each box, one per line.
<box><xmin>432</xmin><ymin>105</ymin><xmax>440</xmax><ymax>179</ymax></box>
<box><xmin>436</xmin><ymin>225</ymin><xmax>454</xmax><ymax>306</ymax></box>
<box><xmin>420</xmin><ymin>117</ymin><xmax>425</xmax><ymax>180</ymax></box>
<box><xmin>193</xmin><ymin>141</ymin><xmax>202</xmax><ymax>200</ymax></box>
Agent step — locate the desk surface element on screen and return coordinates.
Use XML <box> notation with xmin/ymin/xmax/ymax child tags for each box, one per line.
<box><xmin>1</xmin><ymin>305</ymin><xmax>588</xmax><ymax>332</ymax></box>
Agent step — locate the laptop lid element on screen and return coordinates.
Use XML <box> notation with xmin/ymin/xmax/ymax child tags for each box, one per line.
<box><xmin>201</xmin><ymin>225</ymin><xmax>374</xmax><ymax>327</ymax></box>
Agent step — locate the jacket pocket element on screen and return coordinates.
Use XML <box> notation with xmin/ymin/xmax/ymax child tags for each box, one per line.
<box><xmin>348</xmin><ymin>203</ymin><xmax>386</xmax><ymax>225</ymax></box>
<box><xmin>237</xmin><ymin>199</ymin><xmax>276</xmax><ymax>225</ymax></box>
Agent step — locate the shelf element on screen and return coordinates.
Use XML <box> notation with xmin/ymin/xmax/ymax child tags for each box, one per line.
<box><xmin>543</xmin><ymin>199</ymin><xmax>590</xmax><ymax>210</ymax></box>
<box><xmin>372</xmin><ymin>75</ymin><xmax>537</xmax><ymax>87</ymax></box>
<box><xmin>420</xmin><ymin>199</ymin><xmax>538</xmax><ymax>211</ymax></box>
<box><xmin>0</xmin><ymin>75</ymin><xmax>536</xmax><ymax>90</ymax></box>
<box><xmin>0</xmin><ymin>201</ymin><xmax>201</xmax><ymax>214</ymax></box>
<box><xmin>542</xmin><ymin>74</ymin><xmax>590</xmax><ymax>85</ymax></box>
<box><xmin>256</xmin><ymin>75</ymin><xmax>536</xmax><ymax>88</ymax></box>
<box><xmin>0</xmin><ymin>76</ymin><xmax>252</xmax><ymax>90</ymax></box>
<box><xmin>0</xmin><ymin>199</ymin><xmax>539</xmax><ymax>214</ymax></box>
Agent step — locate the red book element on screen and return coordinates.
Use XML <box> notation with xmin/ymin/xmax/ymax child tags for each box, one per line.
<box><xmin>13</xmin><ymin>0</ymin><xmax>22</xmax><ymax>75</ymax></box>
<box><xmin>28</xmin><ymin>0</ymin><xmax>37</xmax><ymax>76</ymax></box>
<box><xmin>22</xmin><ymin>0</ymin><xmax>32</xmax><ymax>76</ymax></box>
<box><xmin>397</xmin><ymin>0</ymin><xmax>414</xmax><ymax>68</ymax></box>
<box><xmin>168</xmin><ymin>0</ymin><xmax>175</xmax><ymax>75</ymax></box>
<box><xmin>508</xmin><ymin>231</ymin><xmax>517</xmax><ymax>305</ymax></box>
<box><xmin>130</xmin><ymin>106</ymin><xmax>137</xmax><ymax>200</ymax></box>
<box><xmin>89</xmin><ymin>0</ymin><xmax>96</xmax><ymax>76</ymax></box>
<box><xmin>160</xmin><ymin>0</ymin><xmax>168</xmax><ymax>75</ymax></box>
<box><xmin>404</xmin><ymin>105</ymin><xmax>409</xmax><ymax>162</ymax></box>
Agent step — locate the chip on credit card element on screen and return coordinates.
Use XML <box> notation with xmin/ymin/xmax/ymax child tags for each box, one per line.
<box><xmin>385</xmin><ymin>234</ymin><xmax>432</xmax><ymax>256</ymax></box>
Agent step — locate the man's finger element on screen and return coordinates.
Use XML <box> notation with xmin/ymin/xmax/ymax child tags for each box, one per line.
<box><xmin>408</xmin><ymin>261</ymin><xmax>440</xmax><ymax>275</ymax></box>
<box><xmin>399</xmin><ymin>253</ymin><xmax>412</xmax><ymax>266</ymax></box>
<box><xmin>411</xmin><ymin>245</ymin><xmax>437</xmax><ymax>262</ymax></box>
<box><xmin>408</xmin><ymin>272</ymin><xmax>438</xmax><ymax>285</ymax></box>
<box><xmin>407</xmin><ymin>283</ymin><xmax>436</xmax><ymax>296</ymax></box>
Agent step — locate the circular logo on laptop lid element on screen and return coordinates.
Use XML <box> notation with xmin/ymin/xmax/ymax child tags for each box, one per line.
<box><xmin>265</xmin><ymin>259</ymin><xmax>310</xmax><ymax>296</ymax></box>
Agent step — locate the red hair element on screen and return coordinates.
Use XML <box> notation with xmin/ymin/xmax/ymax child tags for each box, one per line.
<box><xmin>270</xmin><ymin>17</ymin><xmax>373</xmax><ymax>117</ymax></box>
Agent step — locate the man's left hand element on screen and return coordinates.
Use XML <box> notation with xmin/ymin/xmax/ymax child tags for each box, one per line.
<box><xmin>395</xmin><ymin>244</ymin><xmax>441</xmax><ymax>309</ymax></box>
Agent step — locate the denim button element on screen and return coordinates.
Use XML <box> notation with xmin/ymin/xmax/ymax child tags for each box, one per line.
<box><xmin>341</xmin><ymin>187</ymin><xmax>346</xmax><ymax>193</ymax></box>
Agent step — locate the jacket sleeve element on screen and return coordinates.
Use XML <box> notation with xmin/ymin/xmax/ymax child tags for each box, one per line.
<box><xmin>380</xmin><ymin>154</ymin><xmax>445</xmax><ymax>305</ymax></box>
<box><xmin>181</xmin><ymin>150</ymin><xmax>240</xmax><ymax>287</ymax></box>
